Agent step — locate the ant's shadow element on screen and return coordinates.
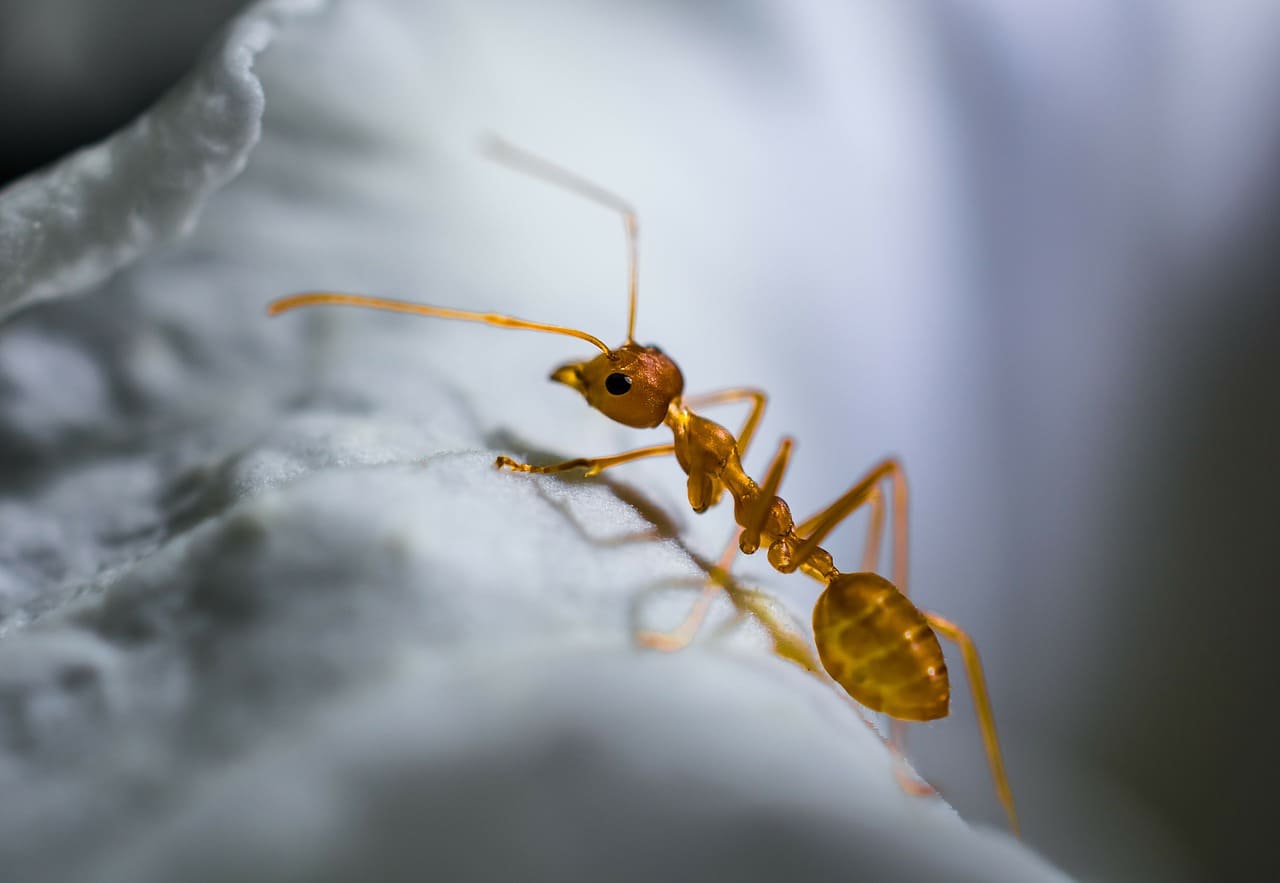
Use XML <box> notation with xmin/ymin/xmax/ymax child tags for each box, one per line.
<box><xmin>483</xmin><ymin>426</ymin><xmax>793</xmax><ymax>642</ymax></box>
<box><xmin>484</xmin><ymin>427</ymin><xmax>685</xmax><ymax>543</ymax></box>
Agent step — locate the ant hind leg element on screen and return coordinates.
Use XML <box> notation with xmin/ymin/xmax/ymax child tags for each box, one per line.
<box><xmin>924</xmin><ymin>613</ymin><xmax>1020</xmax><ymax>836</ymax></box>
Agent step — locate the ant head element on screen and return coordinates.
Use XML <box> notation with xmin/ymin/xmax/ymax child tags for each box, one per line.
<box><xmin>551</xmin><ymin>342</ymin><xmax>683</xmax><ymax>428</ymax></box>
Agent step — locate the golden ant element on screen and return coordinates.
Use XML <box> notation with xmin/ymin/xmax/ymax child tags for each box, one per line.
<box><xmin>268</xmin><ymin>140</ymin><xmax>1019</xmax><ymax>834</ymax></box>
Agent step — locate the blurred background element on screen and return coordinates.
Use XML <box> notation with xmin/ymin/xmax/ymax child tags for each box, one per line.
<box><xmin>2</xmin><ymin>1</ymin><xmax>1276</xmax><ymax>881</ymax></box>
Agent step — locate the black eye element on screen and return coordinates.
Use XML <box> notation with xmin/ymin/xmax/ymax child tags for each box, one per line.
<box><xmin>605</xmin><ymin>372</ymin><xmax>632</xmax><ymax>396</ymax></box>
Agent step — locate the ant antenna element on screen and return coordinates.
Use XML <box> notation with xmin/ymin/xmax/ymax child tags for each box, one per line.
<box><xmin>268</xmin><ymin>292</ymin><xmax>611</xmax><ymax>354</ymax></box>
<box><xmin>483</xmin><ymin>137</ymin><xmax>640</xmax><ymax>344</ymax></box>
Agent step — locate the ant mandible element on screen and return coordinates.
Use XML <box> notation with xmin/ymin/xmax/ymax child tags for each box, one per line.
<box><xmin>268</xmin><ymin>139</ymin><xmax>1019</xmax><ymax>835</ymax></box>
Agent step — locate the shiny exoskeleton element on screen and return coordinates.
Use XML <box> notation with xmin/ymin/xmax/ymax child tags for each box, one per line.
<box><xmin>543</xmin><ymin>339</ymin><xmax>950</xmax><ymax>722</ymax></box>
<box><xmin>267</xmin><ymin>138</ymin><xmax>1018</xmax><ymax>834</ymax></box>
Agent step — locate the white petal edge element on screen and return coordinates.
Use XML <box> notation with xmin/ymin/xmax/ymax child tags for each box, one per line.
<box><xmin>0</xmin><ymin>0</ymin><xmax>326</xmax><ymax>322</ymax></box>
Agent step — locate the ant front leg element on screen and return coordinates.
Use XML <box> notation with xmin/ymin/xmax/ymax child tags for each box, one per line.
<box><xmin>495</xmin><ymin>387</ymin><xmax>765</xmax><ymax>479</ymax></box>
<box><xmin>495</xmin><ymin>444</ymin><xmax>674</xmax><ymax>476</ymax></box>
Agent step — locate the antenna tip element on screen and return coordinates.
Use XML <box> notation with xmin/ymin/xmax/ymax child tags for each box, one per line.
<box><xmin>266</xmin><ymin>294</ymin><xmax>312</xmax><ymax>317</ymax></box>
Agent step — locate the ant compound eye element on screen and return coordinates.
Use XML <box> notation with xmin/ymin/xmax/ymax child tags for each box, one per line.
<box><xmin>605</xmin><ymin>372</ymin><xmax>633</xmax><ymax>396</ymax></box>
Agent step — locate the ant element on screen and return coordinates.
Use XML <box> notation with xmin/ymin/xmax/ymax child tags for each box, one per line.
<box><xmin>268</xmin><ymin>140</ymin><xmax>1019</xmax><ymax>835</ymax></box>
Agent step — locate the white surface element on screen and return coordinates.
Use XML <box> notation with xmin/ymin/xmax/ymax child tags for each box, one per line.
<box><xmin>0</xmin><ymin>1</ymin><xmax>1076</xmax><ymax>880</ymax></box>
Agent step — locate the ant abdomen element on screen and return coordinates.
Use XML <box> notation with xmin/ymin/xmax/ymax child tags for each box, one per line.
<box><xmin>812</xmin><ymin>572</ymin><xmax>950</xmax><ymax>722</ymax></box>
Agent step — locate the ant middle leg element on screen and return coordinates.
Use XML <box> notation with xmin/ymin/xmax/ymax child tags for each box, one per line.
<box><xmin>634</xmin><ymin>414</ymin><xmax>824</xmax><ymax>667</ymax></box>
<box><xmin>674</xmin><ymin>451</ymin><xmax>904</xmax><ymax>659</ymax></box>
<box><xmin>635</xmin><ymin>527</ymin><xmax>742</xmax><ymax>653</ymax></box>
<box><xmin>641</xmin><ymin>431</ymin><xmax>793</xmax><ymax>650</ymax></box>
<box><xmin>635</xmin><ymin>524</ymin><xmax>817</xmax><ymax>672</ymax></box>
<box><xmin>791</xmin><ymin>458</ymin><xmax>908</xmax><ymax>586</ymax></box>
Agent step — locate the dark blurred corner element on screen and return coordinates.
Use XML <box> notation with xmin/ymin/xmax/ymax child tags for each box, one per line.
<box><xmin>933</xmin><ymin>5</ymin><xmax>1280</xmax><ymax>881</ymax></box>
<box><xmin>1090</xmin><ymin>190</ymin><xmax>1280</xmax><ymax>881</ymax></box>
<box><xmin>0</xmin><ymin>0</ymin><xmax>249</xmax><ymax>188</ymax></box>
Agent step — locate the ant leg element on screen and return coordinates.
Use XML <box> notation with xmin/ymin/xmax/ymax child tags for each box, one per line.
<box><xmin>859</xmin><ymin>486</ymin><xmax>886</xmax><ymax>573</ymax></box>
<box><xmin>637</xmin><ymin>525</ymin><xmax>819</xmax><ymax>671</ymax></box>
<box><xmin>793</xmin><ymin>457</ymin><xmax>908</xmax><ymax>589</ymax></box>
<box><xmin>632</xmin><ymin>421</ymin><xmax>817</xmax><ymax>667</ymax></box>
<box><xmin>721</xmin><ymin>436</ymin><xmax>826</xmax><ymax>667</ymax></box>
<box><xmin>636</xmin><ymin>528</ymin><xmax>741</xmax><ymax>652</ymax></box>
<box><xmin>924</xmin><ymin>614</ymin><xmax>1020</xmax><ymax>836</ymax></box>
<box><xmin>635</xmin><ymin>388</ymin><xmax>774</xmax><ymax>649</ymax></box>
<box><xmin>495</xmin><ymin>444</ymin><xmax>674</xmax><ymax>476</ymax></box>
<box><xmin>631</xmin><ymin>386</ymin><xmax>767</xmax><ymax>646</ymax></box>
<box><xmin>708</xmin><ymin>435</ymin><xmax>828</xmax><ymax>665</ymax></box>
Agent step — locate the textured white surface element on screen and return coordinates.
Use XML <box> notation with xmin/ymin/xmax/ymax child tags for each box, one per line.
<box><xmin>0</xmin><ymin>1</ymin><xmax>1077</xmax><ymax>881</ymax></box>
